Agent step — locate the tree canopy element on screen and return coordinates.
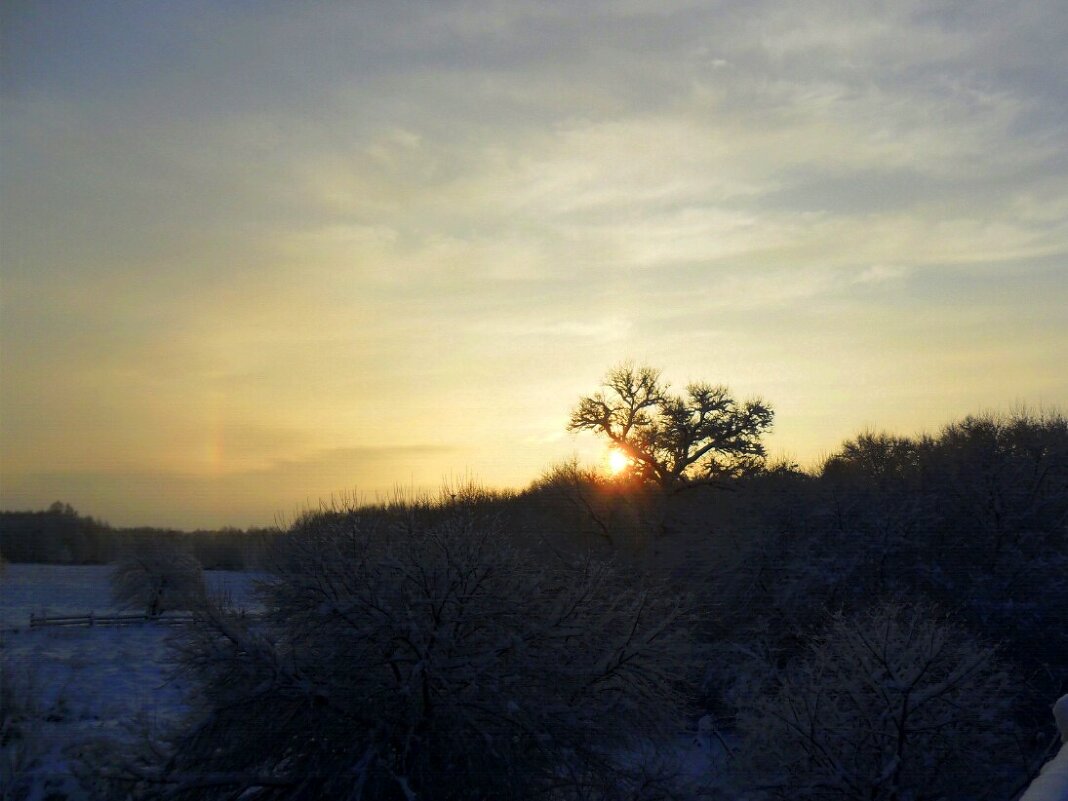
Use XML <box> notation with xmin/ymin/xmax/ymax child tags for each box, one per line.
<box><xmin>568</xmin><ymin>364</ymin><xmax>774</xmax><ymax>488</ymax></box>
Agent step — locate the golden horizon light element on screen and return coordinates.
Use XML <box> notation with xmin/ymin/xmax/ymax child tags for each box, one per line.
<box><xmin>1</xmin><ymin>3</ymin><xmax>1066</xmax><ymax>529</ymax></box>
<box><xmin>608</xmin><ymin>448</ymin><xmax>631</xmax><ymax>477</ymax></box>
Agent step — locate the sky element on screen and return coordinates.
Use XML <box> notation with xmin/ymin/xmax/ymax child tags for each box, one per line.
<box><xmin>2</xmin><ymin>1</ymin><xmax>1066</xmax><ymax>529</ymax></box>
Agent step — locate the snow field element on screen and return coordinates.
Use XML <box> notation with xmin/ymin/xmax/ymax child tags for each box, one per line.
<box><xmin>1</xmin><ymin>564</ymin><xmax>262</xmax><ymax>800</ymax></box>
<box><xmin>1</xmin><ymin>563</ymin><xmax>263</xmax><ymax>628</ymax></box>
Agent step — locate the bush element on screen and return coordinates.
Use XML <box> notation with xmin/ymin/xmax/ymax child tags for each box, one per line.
<box><xmin>734</xmin><ymin>601</ymin><xmax>1020</xmax><ymax>801</ymax></box>
<box><xmin>121</xmin><ymin>508</ymin><xmax>695</xmax><ymax>800</ymax></box>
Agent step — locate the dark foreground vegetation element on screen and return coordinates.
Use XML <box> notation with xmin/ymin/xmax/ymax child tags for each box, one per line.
<box><xmin>4</xmin><ymin>369</ymin><xmax>1066</xmax><ymax>799</ymax></box>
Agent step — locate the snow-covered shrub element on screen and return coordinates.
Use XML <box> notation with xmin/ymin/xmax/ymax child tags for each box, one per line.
<box><xmin>111</xmin><ymin>540</ymin><xmax>205</xmax><ymax>617</ymax></box>
<box><xmin>1019</xmin><ymin>695</ymin><xmax>1068</xmax><ymax>801</ymax></box>
<box><xmin>1</xmin><ymin>656</ymin><xmax>46</xmax><ymax>801</ymax></box>
<box><xmin>119</xmin><ymin>508</ymin><xmax>695</xmax><ymax>800</ymax></box>
<box><xmin>733</xmin><ymin>601</ymin><xmax>1020</xmax><ymax>801</ymax></box>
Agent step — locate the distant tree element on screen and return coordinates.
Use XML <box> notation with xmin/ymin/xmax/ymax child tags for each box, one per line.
<box><xmin>0</xmin><ymin>505</ymin><xmax>114</xmax><ymax>563</ymax></box>
<box><xmin>568</xmin><ymin>364</ymin><xmax>774</xmax><ymax>489</ymax></box>
<box><xmin>47</xmin><ymin>501</ymin><xmax>77</xmax><ymax>517</ymax></box>
<box><xmin>111</xmin><ymin>540</ymin><xmax>206</xmax><ymax>618</ymax></box>
<box><xmin>734</xmin><ymin>601</ymin><xmax>1020</xmax><ymax>801</ymax></box>
<box><xmin>928</xmin><ymin>411</ymin><xmax>1068</xmax><ymax>566</ymax></box>
<box><xmin>112</xmin><ymin>508</ymin><xmax>695</xmax><ymax>800</ymax></box>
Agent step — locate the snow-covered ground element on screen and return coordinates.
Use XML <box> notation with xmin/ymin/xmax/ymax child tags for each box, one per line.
<box><xmin>1</xmin><ymin>563</ymin><xmax>262</xmax><ymax>628</ymax></box>
<box><xmin>1019</xmin><ymin>696</ymin><xmax>1068</xmax><ymax>801</ymax></box>
<box><xmin>1</xmin><ymin>564</ymin><xmax>263</xmax><ymax>800</ymax></box>
<box><xmin>2</xmin><ymin>624</ymin><xmax>185</xmax><ymax>799</ymax></box>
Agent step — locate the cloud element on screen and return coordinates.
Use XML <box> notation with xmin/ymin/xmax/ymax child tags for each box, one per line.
<box><xmin>2</xmin><ymin>0</ymin><xmax>1066</xmax><ymax>526</ymax></box>
<box><xmin>854</xmin><ymin>264</ymin><xmax>911</xmax><ymax>285</ymax></box>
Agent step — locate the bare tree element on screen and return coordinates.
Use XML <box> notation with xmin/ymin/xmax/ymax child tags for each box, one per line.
<box><xmin>569</xmin><ymin>364</ymin><xmax>774</xmax><ymax>489</ymax></box>
<box><xmin>733</xmin><ymin>601</ymin><xmax>1020</xmax><ymax>801</ymax></box>
<box><xmin>111</xmin><ymin>507</ymin><xmax>696</xmax><ymax>800</ymax></box>
<box><xmin>111</xmin><ymin>540</ymin><xmax>206</xmax><ymax>618</ymax></box>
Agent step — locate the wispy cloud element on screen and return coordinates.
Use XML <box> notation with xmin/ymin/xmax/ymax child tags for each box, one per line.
<box><xmin>2</xmin><ymin>0</ymin><xmax>1066</xmax><ymax>526</ymax></box>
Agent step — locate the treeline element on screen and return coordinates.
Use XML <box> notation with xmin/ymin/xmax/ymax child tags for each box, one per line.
<box><xmin>487</xmin><ymin>408</ymin><xmax>1067</xmax><ymax>795</ymax></box>
<box><xmin>91</xmin><ymin>409</ymin><xmax>1068</xmax><ymax>800</ymax></box>
<box><xmin>0</xmin><ymin>502</ymin><xmax>279</xmax><ymax>569</ymax></box>
<box><xmin>518</xmin><ymin>409</ymin><xmax>1068</xmax><ymax>703</ymax></box>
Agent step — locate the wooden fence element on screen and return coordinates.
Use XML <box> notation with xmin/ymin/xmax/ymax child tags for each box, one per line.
<box><xmin>28</xmin><ymin>611</ymin><xmax>196</xmax><ymax>629</ymax></box>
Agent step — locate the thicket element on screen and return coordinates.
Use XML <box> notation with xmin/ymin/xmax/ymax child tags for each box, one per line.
<box><xmin>514</xmin><ymin>409</ymin><xmax>1067</xmax><ymax>798</ymax></box>
<box><xmin>110</xmin><ymin>503</ymin><xmax>697</xmax><ymax>800</ymax></box>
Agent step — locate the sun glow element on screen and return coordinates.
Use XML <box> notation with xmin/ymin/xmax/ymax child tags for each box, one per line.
<box><xmin>608</xmin><ymin>448</ymin><xmax>630</xmax><ymax>476</ymax></box>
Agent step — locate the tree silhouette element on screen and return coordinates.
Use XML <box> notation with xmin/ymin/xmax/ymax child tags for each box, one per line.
<box><xmin>111</xmin><ymin>540</ymin><xmax>205</xmax><ymax>618</ymax></box>
<box><xmin>735</xmin><ymin>602</ymin><xmax>1019</xmax><ymax>801</ymax></box>
<box><xmin>568</xmin><ymin>364</ymin><xmax>774</xmax><ymax>488</ymax></box>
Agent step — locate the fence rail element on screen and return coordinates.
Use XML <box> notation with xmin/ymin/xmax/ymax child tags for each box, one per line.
<box><xmin>28</xmin><ymin>611</ymin><xmax>196</xmax><ymax>629</ymax></box>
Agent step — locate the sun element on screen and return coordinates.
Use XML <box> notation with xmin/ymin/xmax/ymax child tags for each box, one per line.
<box><xmin>608</xmin><ymin>448</ymin><xmax>630</xmax><ymax>476</ymax></box>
